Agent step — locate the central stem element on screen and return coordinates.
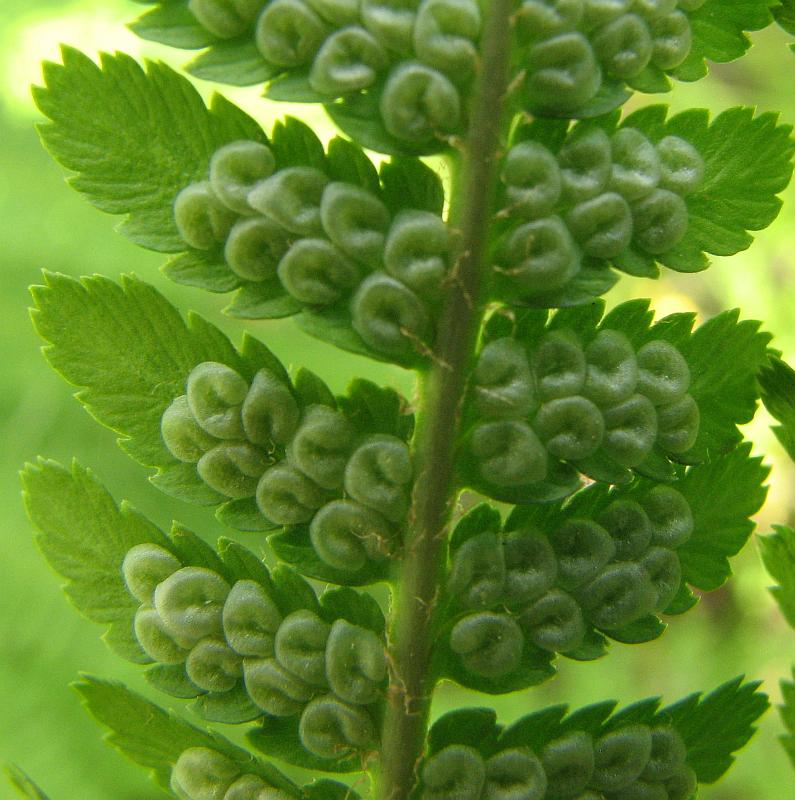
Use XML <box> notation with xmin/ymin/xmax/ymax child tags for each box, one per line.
<box><xmin>377</xmin><ymin>3</ymin><xmax>515</xmax><ymax>798</ymax></box>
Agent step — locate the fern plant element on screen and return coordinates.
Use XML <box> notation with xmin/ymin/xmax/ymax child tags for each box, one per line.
<box><xmin>12</xmin><ymin>0</ymin><xmax>795</xmax><ymax>797</ymax></box>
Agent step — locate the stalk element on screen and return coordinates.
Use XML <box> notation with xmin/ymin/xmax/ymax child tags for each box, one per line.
<box><xmin>377</xmin><ymin>3</ymin><xmax>515</xmax><ymax>798</ymax></box>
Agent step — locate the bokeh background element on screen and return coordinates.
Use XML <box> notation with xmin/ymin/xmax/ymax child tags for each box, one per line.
<box><xmin>1</xmin><ymin>2</ymin><xmax>795</xmax><ymax>797</ymax></box>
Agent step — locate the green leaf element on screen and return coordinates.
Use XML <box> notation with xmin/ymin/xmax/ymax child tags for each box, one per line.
<box><xmin>675</xmin><ymin>443</ymin><xmax>769</xmax><ymax>591</ymax></box>
<box><xmin>478</xmin><ymin>446</ymin><xmax>764</xmax><ymax>680</ymax></box>
<box><xmin>759</xmin><ymin>525</ymin><xmax>795</xmax><ymax>629</ymax></box>
<box><xmin>611</xmin><ymin>248</ymin><xmax>659</xmax><ymax>279</ymax></box>
<box><xmin>21</xmin><ymin>458</ymin><xmax>169</xmax><ymax>664</ymax></box>
<box><xmin>590</xmin><ymin>302</ymin><xmax>771</xmax><ymax>462</ymax></box>
<box><xmin>759</xmin><ymin>356</ymin><xmax>795</xmax><ymax>461</ymax></box>
<box><xmin>270</xmin><ymin>564</ymin><xmax>321</xmax><ymax>617</ymax></box>
<box><xmin>30</xmin><ymin>272</ymin><xmax>286</xmax><ymax>503</ymax></box>
<box><xmin>460</xmin><ymin>449</ymin><xmax>582</xmax><ymax>507</ymax></box>
<box><xmin>574</xmin><ymin>81</ymin><xmax>632</xmax><ymax>118</ymax></box>
<box><xmin>597</xmin><ymin>298</ymin><xmax>656</xmax><ymax>341</ymax></box>
<box><xmin>268</xmin><ymin>526</ymin><xmax>390</xmax><ymax>587</ymax></box>
<box><xmin>604</xmin><ymin>615</ymin><xmax>667</xmax><ymax>645</ymax></box>
<box><xmin>4</xmin><ymin>765</ymin><xmax>51</xmax><ymax>800</ymax></box>
<box><xmin>496</xmin><ymin>106</ymin><xmax>793</xmax><ymax>304</ymax></box>
<box><xmin>468</xmin><ymin>302</ymin><xmax>768</xmax><ymax>509</ymax></box>
<box><xmin>509</xmin><ymin>116</ymin><xmax>572</xmax><ymax>152</ymax></box>
<box><xmin>662</xmin><ymin>677</ymin><xmax>769</xmax><ymax>783</ymax></box>
<box><xmin>149</xmin><ymin>463</ymin><xmax>225</xmax><ymax>506</ymax></box>
<box><xmin>572</xmin><ymin>449</ymin><xmax>633</xmax><ymax>487</ymax></box>
<box><xmin>23</xmin><ymin>463</ymin><xmax>382</xmax><ymax>729</ymax></box>
<box><xmin>295</xmin><ymin>307</ymin><xmax>426</xmax><ymax>370</ymax></box>
<box><xmin>241</xmin><ymin>332</ymin><xmax>292</xmax><ymax>384</ymax></box>
<box><xmin>216</xmin><ymin>497</ymin><xmax>280</xmax><ymax>532</ymax></box>
<box><xmin>497</xmin><ymin>264</ymin><xmax>620</xmax><ymax>309</ymax></box>
<box><xmin>380</xmin><ymin>157</ymin><xmax>446</xmax><ymax>217</ymax></box>
<box><xmin>326</xmin><ymin>92</ymin><xmax>448</xmax><ymax>157</ymax></box>
<box><xmin>265</xmin><ymin>71</ymin><xmax>329</xmax><ymax>103</ymax></box>
<box><xmin>497</xmin><ymin>706</ymin><xmax>568</xmax><ymax>753</ymax></box>
<box><xmin>248</xmin><ymin>716</ymin><xmax>362</xmax><ymax>773</ymax></box>
<box><xmin>560</xmin><ymin>700</ymin><xmax>619</xmax><ymax>736</ymax></box>
<box><xmin>676</xmin><ymin>311</ymin><xmax>771</xmax><ymax>461</ymax></box>
<box><xmin>327</xmin><ymin>137</ymin><xmax>382</xmax><ymax>196</ymax></box>
<box><xmin>542</xmin><ymin>267</ymin><xmax>620</xmax><ymax>308</ymax></box>
<box><xmin>128</xmin><ymin>2</ymin><xmax>218</xmax><ymax>50</ymax></box>
<box><xmin>427</xmin><ymin>708</ymin><xmax>500</xmax><ymax>756</ymax></box>
<box><xmin>433</xmin><ymin>616</ymin><xmax>557</xmax><ymax>695</ymax></box>
<box><xmin>666</xmin><ymin>107</ymin><xmax>792</xmax><ymax>267</ymax></box>
<box><xmin>170</xmin><ymin>523</ymin><xmax>227</xmax><ymax>575</ymax></box>
<box><xmin>20</xmin><ymin>457</ymin><xmax>327</xmax><ymax>728</ymax></box>
<box><xmin>129</xmin><ymin>1</ymin><xmax>279</xmax><ymax>85</ymax></box>
<box><xmin>224</xmin><ymin>281</ymin><xmax>304</xmax><ymax>320</ymax></box>
<box><xmin>319</xmin><ymin>586</ymin><xmax>386</xmax><ymax>635</ymax></box>
<box><xmin>627</xmin><ymin>64</ymin><xmax>672</xmax><ymax>95</ymax></box>
<box><xmin>619</xmin><ymin>106</ymin><xmax>794</xmax><ymax>274</ymax></box>
<box><xmin>338</xmin><ymin>379</ymin><xmax>414</xmax><ymax>441</ymax></box>
<box><xmin>144</xmin><ymin>664</ymin><xmax>202</xmax><ymax>700</ymax></box>
<box><xmin>449</xmin><ymin>503</ymin><xmax>503</xmax><ymax>552</ymax></box>
<box><xmin>190</xmin><ymin>684</ymin><xmax>261</xmax><ymax>724</ymax></box>
<box><xmin>548</xmin><ymin>300</ymin><xmax>604</xmax><ymax>338</ymax></box>
<box><xmin>269</xmin><ymin>116</ymin><xmax>326</xmax><ymax>172</ymax></box>
<box><xmin>75</xmin><ymin>677</ymin><xmax>298</xmax><ymax>793</ymax></box>
<box><xmin>505</xmin><ymin>481</ymin><xmax>605</xmax><ymax>532</ymax></box>
<box><xmin>673</xmin><ymin>0</ymin><xmax>777</xmax><ymax>83</ymax></box>
<box><xmin>33</xmin><ymin>48</ymin><xmax>265</xmax><ymax>252</ymax></box>
<box><xmin>293</xmin><ymin>368</ymin><xmax>337</xmax><ymax>408</ymax></box>
<box><xmin>601</xmin><ymin>697</ymin><xmax>661</xmax><ymax>733</ymax></box>
<box><xmin>632</xmin><ymin>448</ymin><xmax>677</xmax><ymax>483</ymax></box>
<box><xmin>428</xmin><ymin>680</ymin><xmax>767</xmax><ymax>787</ymax></box>
<box><xmin>775</xmin><ymin>0</ymin><xmax>795</xmax><ymax>34</ymax></box>
<box><xmin>563</xmin><ymin>628</ymin><xmax>609</xmax><ymax>662</ymax></box>
<box><xmin>162</xmin><ymin>251</ymin><xmax>241</xmax><ymax>294</ymax></box>
<box><xmin>187</xmin><ymin>40</ymin><xmax>279</xmax><ymax>86</ymax></box>
<box><xmin>217</xmin><ymin>538</ymin><xmax>275</xmax><ymax>588</ymax></box>
<box><xmin>483</xmin><ymin>306</ymin><xmax>549</xmax><ymax>345</ymax></box>
<box><xmin>664</xmin><ymin>581</ymin><xmax>700</xmax><ymax>616</ymax></box>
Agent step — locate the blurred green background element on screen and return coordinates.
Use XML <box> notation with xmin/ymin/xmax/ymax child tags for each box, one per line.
<box><xmin>1</xmin><ymin>2</ymin><xmax>795</xmax><ymax>797</ymax></box>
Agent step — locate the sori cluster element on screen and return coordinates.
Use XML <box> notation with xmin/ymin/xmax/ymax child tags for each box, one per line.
<box><xmin>132</xmin><ymin>0</ymin><xmax>759</xmax><ymax>151</ymax></box>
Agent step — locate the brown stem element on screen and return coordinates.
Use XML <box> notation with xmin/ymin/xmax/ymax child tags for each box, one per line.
<box><xmin>376</xmin><ymin>3</ymin><xmax>515</xmax><ymax>798</ymax></box>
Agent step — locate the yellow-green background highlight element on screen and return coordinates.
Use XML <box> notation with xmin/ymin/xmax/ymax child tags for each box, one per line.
<box><xmin>0</xmin><ymin>2</ymin><xmax>793</xmax><ymax>797</ymax></box>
